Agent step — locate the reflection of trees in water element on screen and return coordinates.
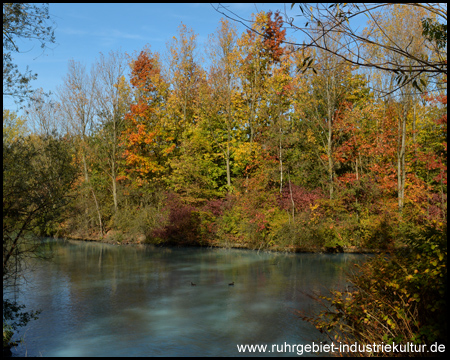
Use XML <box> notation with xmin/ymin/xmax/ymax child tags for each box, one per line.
<box><xmin>28</xmin><ymin>241</ymin><xmax>368</xmax><ymax>317</ymax></box>
<box><xmin>47</xmin><ymin>241</ymin><xmax>367</xmax><ymax>297</ymax></box>
<box><xmin>9</xmin><ymin>240</ymin><xmax>369</xmax><ymax>356</ymax></box>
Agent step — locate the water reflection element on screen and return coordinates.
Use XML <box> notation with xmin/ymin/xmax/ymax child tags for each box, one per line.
<box><xmin>7</xmin><ymin>239</ymin><xmax>367</xmax><ymax>357</ymax></box>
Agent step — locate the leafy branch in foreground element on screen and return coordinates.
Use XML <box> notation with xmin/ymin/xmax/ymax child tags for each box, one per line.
<box><xmin>3</xmin><ymin>132</ymin><xmax>78</xmax><ymax>281</ymax></box>
<box><xmin>212</xmin><ymin>3</ymin><xmax>447</xmax><ymax>95</ymax></box>
<box><xmin>3</xmin><ymin>3</ymin><xmax>56</xmax><ymax>104</ymax></box>
<box><xmin>297</xmin><ymin>222</ymin><xmax>447</xmax><ymax>356</ymax></box>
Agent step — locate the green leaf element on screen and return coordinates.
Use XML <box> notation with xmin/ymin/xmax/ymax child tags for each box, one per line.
<box><xmin>420</xmin><ymin>78</ymin><xmax>427</xmax><ymax>89</ymax></box>
<box><xmin>412</xmin><ymin>79</ymin><xmax>421</xmax><ymax>92</ymax></box>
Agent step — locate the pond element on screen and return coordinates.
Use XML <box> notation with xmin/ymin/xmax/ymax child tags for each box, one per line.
<box><xmin>6</xmin><ymin>239</ymin><xmax>368</xmax><ymax>357</ymax></box>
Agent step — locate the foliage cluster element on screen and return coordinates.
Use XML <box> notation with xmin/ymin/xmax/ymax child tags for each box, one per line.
<box><xmin>298</xmin><ymin>222</ymin><xmax>447</xmax><ymax>356</ymax></box>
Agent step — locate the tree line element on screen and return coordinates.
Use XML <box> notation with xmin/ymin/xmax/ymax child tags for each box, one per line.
<box><xmin>9</xmin><ymin>6</ymin><xmax>446</xmax><ymax>250</ymax></box>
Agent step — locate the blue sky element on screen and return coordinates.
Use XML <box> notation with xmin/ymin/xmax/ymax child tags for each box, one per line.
<box><xmin>4</xmin><ymin>3</ymin><xmax>300</xmax><ymax>111</ymax></box>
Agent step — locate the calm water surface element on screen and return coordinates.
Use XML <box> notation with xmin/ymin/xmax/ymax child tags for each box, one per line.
<box><xmin>6</xmin><ymin>239</ymin><xmax>367</xmax><ymax>357</ymax></box>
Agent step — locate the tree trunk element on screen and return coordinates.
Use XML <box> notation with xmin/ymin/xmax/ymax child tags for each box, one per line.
<box><xmin>226</xmin><ymin>103</ymin><xmax>232</xmax><ymax>189</ymax></box>
<box><xmin>288</xmin><ymin>171</ymin><xmax>295</xmax><ymax>223</ymax></box>
<box><xmin>412</xmin><ymin>104</ymin><xmax>417</xmax><ymax>173</ymax></box>
<box><xmin>226</xmin><ymin>138</ymin><xmax>231</xmax><ymax>188</ymax></box>
<box><xmin>397</xmin><ymin>107</ymin><xmax>407</xmax><ymax>214</ymax></box>
<box><xmin>279</xmin><ymin>131</ymin><xmax>283</xmax><ymax>193</ymax></box>
<box><xmin>112</xmin><ymin>159</ymin><xmax>118</xmax><ymax>213</ymax></box>
<box><xmin>82</xmin><ymin>151</ymin><xmax>104</xmax><ymax>237</ymax></box>
<box><xmin>327</xmin><ymin>114</ymin><xmax>334</xmax><ymax>200</ymax></box>
<box><xmin>225</xmin><ymin>74</ymin><xmax>233</xmax><ymax>191</ymax></box>
<box><xmin>325</xmin><ymin>70</ymin><xmax>335</xmax><ymax>200</ymax></box>
<box><xmin>112</xmin><ymin>117</ymin><xmax>118</xmax><ymax>213</ymax></box>
<box><xmin>355</xmin><ymin>158</ymin><xmax>359</xmax><ymax>223</ymax></box>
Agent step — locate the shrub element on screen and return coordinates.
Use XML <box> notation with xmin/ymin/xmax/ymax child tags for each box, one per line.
<box><xmin>151</xmin><ymin>192</ymin><xmax>204</xmax><ymax>245</ymax></box>
<box><xmin>358</xmin><ymin>210</ymin><xmax>398</xmax><ymax>249</ymax></box>
<box><xmin>298</xmin><ymin>222</ymin><xmax>447</xmax><ymax>356</ymax></box>
<box><xmin>112</xmin><ymin>203</ymin><xmax>167</xmax><ymax>242</ymax></box>
<box><xmin>215</xmin><ymin>205</ymin><xmax>245</xmax><ymax>246</ymax></box>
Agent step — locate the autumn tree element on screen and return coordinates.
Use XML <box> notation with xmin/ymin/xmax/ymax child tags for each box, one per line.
<box><xmin>293</xmin><ymin>32</ymin><xmax>362</xmax><ymax>200</ymax></box>
<box><xmin>119</xmin><ymin>48</ymin><xmax>170</xmax><ymax>188</ymax></box>
<box><xmin>236</xmin><ymin>11</ymin><xmax>288</xmax><ymax>191</ymax></box>
<box><xmin>165</xmin><ymin>23</ymin><xmax>204</xmax><ymax>149</ymax></box>
<box><xmin>206</xmin><ymin>19</ymin><xmax>241</xmax><ymax>191</ymax></box>
<box><xmin>257</xmin><ymin>11</ymin><xmax>292</xmax><ymax>193</ymax></box>
<box><xmin>58</xmin><ymin>59</ymin><xmax>104</xmax><ymax>237</ymax></box>
<box><xmin>362</xmin><ymin>4</ymin><xmax>444</xmax><ymax>214</ymax></box>
<box><xmin>165</xmin><ymin>24</ymin><xmax>212</xmax><ymax>201</ymax></box>
<box><xmin>416</xmin><ymin>91</ymin><xmax>447</xmax><ymax>222</ymax></box>
<box><xmin>93</xmin><ymin>50</ymin><xmax>131</xmax><ymax>213</ymax></box>
<box><xmin>237</xmin><ymin>11</ymin><xmax>268</xmax><ymax>148</ymax></box>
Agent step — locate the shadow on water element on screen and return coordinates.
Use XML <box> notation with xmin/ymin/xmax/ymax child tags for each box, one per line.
<box><xmin>7</xmin><ymin>238</ymin><xmax>368</xmax><ymax>357</ymax></box>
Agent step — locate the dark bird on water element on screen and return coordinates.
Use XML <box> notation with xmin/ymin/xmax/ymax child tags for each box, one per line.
<box><xmin>228</xmin><ymin>282</ymin><xmax>234</xmax><ymax>286</ymax></box>
<box><xmin>191</xmin><ymin>282</ymin><xmax>196</xmax><ymax>286</ymax></box>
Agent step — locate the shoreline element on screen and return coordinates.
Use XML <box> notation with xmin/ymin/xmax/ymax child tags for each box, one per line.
<box><xmin>59</xmin><ymin>233</ymin><xmax>384</xmax><ymax>254</ymax></box>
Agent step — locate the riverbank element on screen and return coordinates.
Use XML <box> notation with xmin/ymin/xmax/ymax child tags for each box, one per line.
<box><xmin>61</xmin><ymin>230</ymin><xmax>383</xmax><ymax>254</ymax></box>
